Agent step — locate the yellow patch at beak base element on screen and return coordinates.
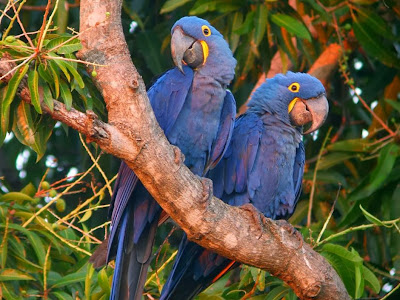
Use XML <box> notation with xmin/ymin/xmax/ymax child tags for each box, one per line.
<box><xmin>288</xmin><ymin>98</ymin><xmax>299</xmax><ymax>113</ymax></box>
<box><xmin>200</xmin><ymin>40</ymin><xmax>209</xmax><ymax>65</ymax></box>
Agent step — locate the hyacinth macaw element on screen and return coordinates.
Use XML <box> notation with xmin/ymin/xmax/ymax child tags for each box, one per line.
<box><xmin>106</xmin><ymin>16</ymin><xmax>237</xmax><ymax>300</ymax></box>
<box><xmin>160</xmin><ymin>72</ymin><xmax>329</xmax><ymax>300</ymax></box>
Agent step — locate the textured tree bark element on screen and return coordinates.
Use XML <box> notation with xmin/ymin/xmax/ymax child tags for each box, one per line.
<box><xmin>0</xmin><ymin>1</ymin><xmax>350</xmax><ymax>299</ymax></box>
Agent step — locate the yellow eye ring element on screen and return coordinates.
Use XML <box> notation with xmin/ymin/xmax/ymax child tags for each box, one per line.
<box><xmin>288</xmin><ymin>82</ymin><xmax>300</xmax><ymax>92</ymax></box>
<box><xmin>202</xmin><ymin>25</ymin><xmax>211</xmax><ymax>37</ymax></box>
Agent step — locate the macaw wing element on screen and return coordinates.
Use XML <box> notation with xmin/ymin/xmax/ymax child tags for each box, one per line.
<box><xmin>210</xmin><ymin>113</ymin><xmax>263</xmax><ymax>202</ymax></box>
<box><xmin>292</xmin><ymin>141</ymin><xmax>305</xmax><ymax>212</ymax></box>
<box><xmin>107</xmin><ymin>161</ymin><xmax>139</xmax><ymax>261</ymax></box>
<box><xmin>205</xmin><ymin>90</ymin><xmax>236</xmax><ymax>172</ymax></box>
<box><xmin>148</xmin><ymin>66</ymin><xmax>194</xmax><ymax>134</ymax></box>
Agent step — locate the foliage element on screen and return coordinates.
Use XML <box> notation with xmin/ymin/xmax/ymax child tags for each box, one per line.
<box><xmin>1</xmin><ymin>0</ymin><xmax>400</xmax><ymax>299</ymax></box>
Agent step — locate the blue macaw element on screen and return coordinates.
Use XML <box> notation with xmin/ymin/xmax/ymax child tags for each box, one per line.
<box><xmin>160</xmin><ymin>72</ymin><xmax>329</xmax><ymax>300</ymax></box>
<box><xmin>106</xmin><ymin>17</ymin><xmax>237</xmax><ymax>300</ymax></box>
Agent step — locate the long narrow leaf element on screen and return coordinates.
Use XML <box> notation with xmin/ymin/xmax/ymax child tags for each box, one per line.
<box><xmin>28</xmin><ymin>68</ymin><xmax>41</xmax><ymax>114</ymax></box>
<box><xmin>1</xmin><ymin>64</ymin><xmax>29</xmax><ymax>144</ymax></box>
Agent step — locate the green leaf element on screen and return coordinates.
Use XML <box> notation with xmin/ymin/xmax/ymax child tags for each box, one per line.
<box><xmin>235</xmin><ymin>11</ymin><xmax>255</xmax><ymax>35</ymax></box>
<box><xmin>51</xmin><ymin>270</ymin><xmax>86</xmax><ymax>288</ymax></box>
<box><xmin>48</xmin><ymin>54</ymin><xmax>71</xmax><ymax>82</ymax></box>
<box><xmin>0</xmin><ymin>192</ymin><xmax>36</xmax><ymax>203</ymax></box>
<box><xmin>63</xmin><ymin>62</ymin><xmax>85</xmax><ymax>89</ymax></box>
<box><xmin>317</xmin><ymin>152</ymin><xmax>356</xmax><ymax>170</ymax></box>
<box><xmin>327</xmin><ymin>138</ymin><xmax>370</xmax><ymax>152</ymax></box>
<box><xmin>20</xmin><ymin>182</ymin><xmax>37</xmax><ymax>197</ymax></box>
<box><xmin>189</xmin><ymin>0</ymin><xmax>217</xmax><ymax>15</ymax></box>
<box><xmin>355</xmin><ymin>7</ymin><xmax>397</xmax><ymax>41</ymax></box>
<box><xmin>12</xmin><ymin>101</ymin><xmax>51</xmax><ymax>161</ymax></box>
<box><xmin>1</xmin><ymin>64</ymin><xmax>29</xmax><ymax>145</ymax></box>
<box><xmin>354</xmin><ymin>259</ymin><xmax>364</xmax><ymax>299</ymax></box>
<box><xmin>42</xmin><ymin>83</ymin><xmax>54</xmax><ymax>111</ymax></box>
<box><xmin>362</xmin><ymin>266</ymin><xmax>380</xmax><ymax>293</ymax></box>
<box><xmin>28</xmin><ymin>68</ymin><xmax>41</xmax><ymax>114</ymax></box>
<box><xmin>265</xmin><ymin>286</ymin><xmax>289</xmax><ymax>300</ymax></box>
<box><xmin>51</xmin><ymin>290</ymin><xmax>74</xmax><ymax>300</ymax></box>
<box><xmin>322</xmin><ymin>244</ymin><xmax>363</xmax><ymax>262</ymax></box>
<box><xmin>79</xmin><ymin>210</ymin><xmax>92</xmax><ymax>223</ymax></box>
<box><xmin>359</xmin><ymin>205</ymin><xmax>387</xmax><ymax>227</ymax></box>
<box><xmin>59</xmin><ymin>79</ymin><xmax>72</xmax><ymax>110</ymax></box>
<box><xmin>0</xmin><ymin>269</ymin><xmax>34</xmax><ymax>281</ymax></box>
<box><xmin>48</xmin><ymin>61</ymin><xmax>60</xmax><ymax>98</ymax></box>
<box><xmin>38</xmin><ymin>64</ymin><xmax>53</xmax><ymax>84</ymax></box>
<box><xmin>253</xmin><ymin>4</ymin><xmax>268</xmax><ymax>46</ymax></box>
<box><xmin>352</xmin><ymin>19</ymin><xmax>400</xmax><ymax>68</ymax></box>
<box><xmin>160</xmin><ymin>0</ymin><xmax>191</xmax><ymax>14</ymax></box>
<box><xmin>57</xmin><ymin>41</ymin><xmax>82</xmax><ymax>55</ymax></box>
<box><xmin>270</xmin><ymin>14</ymin><xmax>311</xmax><ymax>41</ymax></box>
<box><xmin>98</xmin><ymin>268</ymin><xmax>110</xmax><ymax>295</ymax></box>
<box><xmin>385</xmin><ymin>99</ymin><xmax>400</xmax><ymax>113</ymax></box>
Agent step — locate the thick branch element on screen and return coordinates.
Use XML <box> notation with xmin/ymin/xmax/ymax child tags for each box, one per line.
<box><xmin>0</xmin><ymin>1</ymin><xmax>349</xmax><ymax>298</ymax></box>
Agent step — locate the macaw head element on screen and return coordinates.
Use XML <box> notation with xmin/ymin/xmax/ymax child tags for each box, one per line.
<box><xmin>248</xmin><ymin>72</ymin><xmax>329</xmax><ymax>134</ymax></box>
<box><xmin>171</xmin><ymin>16</ymin><xmax>236</xmax><ymax>79</ymax></box>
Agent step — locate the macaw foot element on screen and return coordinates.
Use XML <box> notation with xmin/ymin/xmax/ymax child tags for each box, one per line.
<box><xmin>172</xmin><ymin>145</ymin><xmax>185</xmax><ymax>165</ymax></box>
<box><xmin>275</xmin><ymin>219</ymin><xmax>304</xmax><ymax>249</ymax></box>
<box><xmin>197</xmin><ymin>176</ymin><xmax>213</xmax><ymax>206</ymax></box>
<box><xmin>239</xmin><ymin>203</ymin><xmax>267</xmax><ymax>239</ymax></box>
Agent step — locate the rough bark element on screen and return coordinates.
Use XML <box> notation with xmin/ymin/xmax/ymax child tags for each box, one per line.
<box><xmin>0</xmin><ymin>1</ymin><xmax>350</xmax><ymax>299</ymax></box>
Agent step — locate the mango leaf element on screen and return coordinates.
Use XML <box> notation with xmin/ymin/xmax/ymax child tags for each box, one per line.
<box><xmin>253</xmin><ymin>4</ymin><xmax>268</xmax><ymax>46</ymax></box>
<box><xmin>327</xmin><ymin>138</ymin><xmax>370</xmax><ymax>152</ymax></box>
<box><xmin>42</xmin><ymin>83</ymin><xmax>54</xmax><ymax>111</ymax></box>
<box><xmin>234</xmin><ymin>11</ymin><xmax>255</xmax><ymax>35</ymax></box>
<box><xmin>362</xmin><ymin>266</ymin><xmax>380</xmax><ymax>293</ymax></box>
<box><xmin>57</xmin><ymin>40</ymin><xmax>82</xmax><ymax>55</ymax></box>
<box><xmin>20</xmin><ymin>182</ymin><xmax>37</xmax><ymax>197</ymax></box>
<box><xmin>352</xmin><ymin>19</ymin><xmax>400</xmax><ymax>68</ymax></box>
<box><xmin>385</xmin><ymin>99</ymin><xmax>400</xmax><ymax>113</ymax></box>
<box><xmin>1</xmin><ymin>63</ymin><xmax>29</xmax><ymax>145</ymax></box>
<box><xmin>160</xmin><ymin>0</ymin><xmax>191</xmax><ymax>14</ymax></box>
<box><xmin>317</xmin><ymin>152</ymin><xmax>356</xmax><ymax>170</ymax></box>
<box><xmin>38</xmin><ymin>63</ymin><xmax>53</xmax><ymax>84</ymax></box>
<box><xmin>48</xmin><ymin>61</ymin><xmax>60</xmax><ymax>98</ymax></box>
<box><xmin>354</xmin><ymin>263</ymin><xmax>364</xmax><ymax>299</ymax></box>
<box><xmin>12</xmin><ymin>101</ymin><xmax>51</xmax><ymax>161</ymax></box>
<box><xmin>59</xmin><ymin>79</ymin><xmax>72</xmax><ymax>110</ymax></box>
<box><xmin>0</xmin><ymin>192</ymin><xmax>35</xmax><ymax>204</ymax></box>
<box><xmin>51</xmin><ymin>290</ymin><xmax>74</xmax><ymax>300</ymax></box>
<box><xmin>265</xmin><ymin>286</ymin><xmax>289</xmax><ymax>300</ymax></box>
<box><xmin>62</xmin><ymin>62</ymin><xmax>85</xmax><ymax>89</ymax></box>
<box><xmin>270</xmin><ymin>14</ymin><xmax>311</xmax><ymax>41</ymax></box>
<box><xmin>359</xmin><ymin>205</ymin><xmax>388</xmax><ymax>227</ymax></box>
<box><xmin>229</xmin><ymin>12</ymin><xmax>243</xmax><ymax>53</ymax></box>
<box><xmin>355</xmin><ymin>7</ymin><xmax>397</xmax><ymax>41</ymax></box>
<box><xmin>48</xmin><ymin>54</ymin><xmax>71</xmax><ymax>82</ymax></box>
<box><xmin>320</xmin><ymin>252</ymin><xmax>356</xmax><ymax>296</ymax></box>
<box><xmin>79</xmin><ymin>210</ymin><xmax>92</xmax><ymax>223</ymax></box>
<box><xmin>190</xmin><ymin>0</ymin><xmax>217</xmax><ymax>15</ymax></box>
<box><xmin>27</xmin><ymin>68</ymin><xmax>41</xmax><ymax>114</ymax></box>
<box><xmin>51</xmin><ymin>270</ymin><xmax>86</xmax><ymax>288</ymax></box>
<box><xmin>0</xmin><ymin>269</ymin><xmax>34</xmax><ymax>281</ymax></box>
<box><xmin>322</xmin><ymin>244</ymin><xmax>363</xmax><ymax>262</ymax></box>
<box><xmin>98</xmin><ymin>268</ymin><xmax>110</xmax><ymax>295</ymax></box>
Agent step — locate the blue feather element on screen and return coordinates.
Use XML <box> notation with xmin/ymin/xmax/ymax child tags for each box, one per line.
<box><xmin>161</xmin><ymin>72</ymin><xmax>327</xmax><ymax>300</ymax></box>
<box><xmin>107</xmin><ymin>16</ymin><xmax>236</xmax><ymax>300</ymax></box>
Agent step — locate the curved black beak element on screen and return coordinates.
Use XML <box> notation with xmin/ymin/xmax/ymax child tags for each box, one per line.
<box><xmin>171</xmin><ymin>26</ymin><xmax>204</xmax><ymax>73</ymax></box>
<box><xmin>289</xmin><ymin>95</ymin><xmax>329</xmax><ymax>134</ymax></box>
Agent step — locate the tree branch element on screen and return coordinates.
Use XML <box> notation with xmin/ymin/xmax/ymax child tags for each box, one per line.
<box><xmin>0</xmin><ymin>1</ymin><xmax>350</xmax><ymax>298</ymax></box>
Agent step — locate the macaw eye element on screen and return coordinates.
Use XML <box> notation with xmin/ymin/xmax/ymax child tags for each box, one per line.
<box><xmin>202</xmin><ymin>25</ymin><xmax>211</xmax><ymax>37</ymax></box>
<box><xmin>288</xmin><ymin>83</ymin><xmax>300</xmax><ymax>92</ymax></box>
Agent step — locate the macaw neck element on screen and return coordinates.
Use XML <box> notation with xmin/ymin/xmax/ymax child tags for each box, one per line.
<box><xmin>195</xmin><ymin>41</ymin><xmax>236</xmax><ymax>87</ymax></box>
<box><xmin>260</xmin><ymin>112</ymin><xmax>303</xmax><ymax>145</ymax></box>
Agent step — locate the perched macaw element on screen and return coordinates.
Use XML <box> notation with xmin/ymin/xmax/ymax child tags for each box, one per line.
<box><xmin>160</xmin><ymin>72</ymin><xmax>329</xmax><ymax>300</ymax></box>
<box><xmin>106</xmin><ymin>16</ymin><xmax>237</xmax><ymax>300</ymax></box>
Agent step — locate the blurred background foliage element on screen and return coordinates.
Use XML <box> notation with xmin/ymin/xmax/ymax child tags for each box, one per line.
<box><xmin>0</xmin><ymin>0</ymin><xmax>399</xmax><ymax>299</ymax></box>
